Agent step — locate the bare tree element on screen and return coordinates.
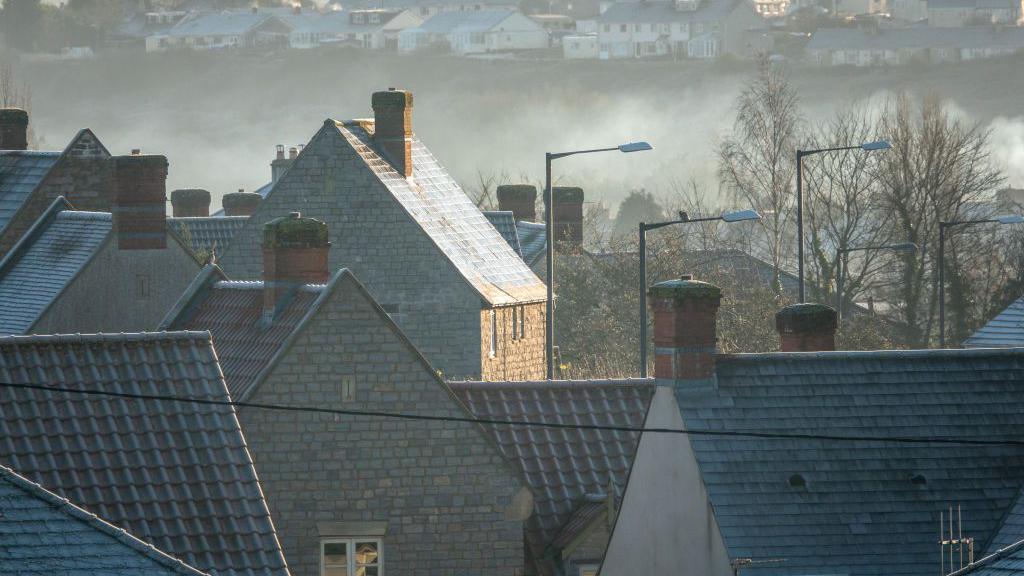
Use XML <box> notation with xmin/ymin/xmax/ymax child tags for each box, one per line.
<box><xmin>718</xmin><ymin>60</ymin><xmax>803</xmax><ymax>293</ymax></box>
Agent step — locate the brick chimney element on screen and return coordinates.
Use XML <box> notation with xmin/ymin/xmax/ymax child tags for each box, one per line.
<box><xmin>0</xmin><ymin>108</ymin><xmax>29</xmax><ymax>151</ymax></box>
<box><xmin>648</xmin><ymin>275</ymin><xmax>721</xmax><ymax>388</ymax></box>
<box><xmin>262</xmin><ymin>212</ymin><xmax>330</xmax><ymax>316</ymax></box>
<box><xmin>371</xmin><ymin>88</ymin><xmax>413</xmax><ymax>178</ymax></box>
<box><xmin>111</xmin><ymin>154</ymin><xmax>168</xmax><ymax>250</ymax></box>
<box><xmin>222</xmin><ymin>191</ymin><xmax>262</xmax><ymax>216</ymax></box>
<box><xmin>496</xmin><ymin>184</ymin><xmax>537</xmax><ymax>222</ymax></box>
<box><xmin>170</xmin><ymin>188</ymin><xmax>211</xmax><ymax>217</ymax></box>
<box><xmin>775</xmin><ymin>303</ymin><xmax>837</xmax><ymax>352</ymax></box>
<box><xmin>548</xmin><ymin>186</ymin><xmax>584</xmax><ymax>250</ymax></box>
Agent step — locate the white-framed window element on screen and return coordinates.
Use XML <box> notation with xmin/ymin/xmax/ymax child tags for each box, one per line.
<box><xmin>321</xmin><ymin>539</ymin><xmax>381</xmax><ymax>576</ymax></box>
<box><xmin>489</xmin><ymin>309</ymin><xmax>497</xmax><ymax>357</ymax></box>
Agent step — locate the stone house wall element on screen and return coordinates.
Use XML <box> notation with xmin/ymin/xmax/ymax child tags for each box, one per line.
<box><xmin>481</xmin><ymin>301</ymin><xmax>546</xmax><ymax>381</ymax></box>
<box><xmin>237</xmin><ymin>274</ymin><xmax>528</xmax><ymax>576</ymax></box>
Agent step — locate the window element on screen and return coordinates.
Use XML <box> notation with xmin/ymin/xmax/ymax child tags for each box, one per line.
<box><xmin>519</xmin><ymin>306</ymin><xmax>526</xmax><ymax>338</ymax></box>
<box><xmin>321</xmin><ymin>539</ymin><xmax>381</xmax><ymax>576</ymax></box>
<box><xmin>341</xmin><ymin>376</ymin><xmax>355</xmax><ymax>403</ymax></box>
<box><xmin>620</xmin><ymin>24</ymin><xmax>627</xmax><ymax>32</ymax></box>
<box><xmin>511</xmin><ymin>307</ymin><xmax>518</xmax><ymax>340</ymax></box>
<box><xmin>135</xmin><ymin>274</ymin><xmax>150</xmax><ymax>298</ymax></box>
<box><xmin>489</xmin><ymin>309</ymin><xmax>497</xmax><ymax>357</ymax></box>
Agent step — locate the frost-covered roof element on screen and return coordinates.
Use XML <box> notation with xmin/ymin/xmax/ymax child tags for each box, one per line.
<box><xmin>0</xmin><ymin>151</ymin><xmax>61</xmax><ymax>236</ymax></box>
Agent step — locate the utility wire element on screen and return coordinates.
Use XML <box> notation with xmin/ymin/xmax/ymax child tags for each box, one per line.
<box><xmin>3</xmin><ymin>380</ymin><xmax>1024</xmax><ymax>447</ymax></box>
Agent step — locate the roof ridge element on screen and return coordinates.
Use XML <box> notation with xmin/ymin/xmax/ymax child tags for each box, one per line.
<box><xmin>0</xmin><ymin>330</ymin><xmax>213</xmax><ymax>346</ymax></box>
<box><xmin>718</xmin><ymin>347</ymin><xmax>1024</xmax><ymax>363</ymax></box>
<box><xmin>949</xmin><ymin>537</ymin><xmax>1024</xmax><ymax>576</ymax></box>
<box><xmin>0</xmin><ymin>464</ymin><xmax>209</xmax><ymax>576</ymax></box>
<box><xmin>449</xmin><ymin>377</ymin><xmax>655</xmax><ymax>389</ymax></box>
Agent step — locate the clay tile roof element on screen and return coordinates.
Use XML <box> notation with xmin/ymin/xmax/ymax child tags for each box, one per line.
<box><xmin>448</xmin><ymin>379</ymin><xmax>654</xmax><ymax>552</ymax></box>
<box><xmin>0</xmin><ymin>331</ymin><xmax>290</xmax><ymax>576</ymax></box>
<box><xmin>0</xmin><ymin>463</ymin><xmax>209</xmax><ymax>575</ymax></box>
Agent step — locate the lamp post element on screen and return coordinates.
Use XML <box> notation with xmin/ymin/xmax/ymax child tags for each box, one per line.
<box><xmin>835</xmin><ymin>242</ymin><xmax>917</xmax><ymax>322</ymax></box>
<box><xmin>545</xmin><ymin>141</ymin><xmax>652</xmax><ymax>380</ymax></box>
<box><xmin>938</xmin><ymin>214</ymin><xmax>1024</xmax><ymax>348</ymax></box>
<box><xmin>796</xmin><ymin>139</ymin><xmax>890</xmax><ymax>303</ymax></box>
<box><xmin>638</xmin><ymin>209</ymin><xmax>760</xmax><ymax>377</ymax></box>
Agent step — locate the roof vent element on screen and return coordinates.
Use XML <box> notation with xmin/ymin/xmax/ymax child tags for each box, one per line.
<box><xmin>788</xmin><ymin>474</ymin><xmax>807</xmax><ymax>488</ymax></box>
<box><xmin>910</xmin><ymin>473</ymin><xmax>927</xmax><ymax>486</ymax></box>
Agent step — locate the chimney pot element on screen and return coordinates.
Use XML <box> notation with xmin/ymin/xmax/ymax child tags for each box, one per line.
<box><xmin>262</xmin><ymin>213</ymin><xmax>330</xmax><ymax>316</ymax></box>
<box><xmin>271</xmin><ymin>145</ymin><xmax>296</xmax><ymax>184</ymax></box>
<box><xmin>131</xmin><ymin>148</ymin><xmax>141</xmax><ymax>155</ymax></box>
<box><xmin>0</xmin><ymin>108</ymin><xmax>29</xmax><ymax>151</ymax></box>
<box><xmin>648</xmin><ymin>277</ymin><xmax>722</xmax><ymax>387</ymax></box>
<box><xmin>371</xmin><ymin>89</ymin><xmax>414</xmax><ymax>177</ymax></box>
<box><xmin>275</xmin><ymin>144</ymin><xmax>285</xmax><ymax>160</ymax></box>
<box><xmin>496</xmin><ymin>184</ymin><xmax>538</xmax><ymax>222</ymax></box>
<box><xmin>222</xmin><ymin>191</ymin><xmax>262</xmax><ymax>216</ymax></box>
<box><xmin>170</xmin><ymin>188</ymin><xmax>211</xmax><ymax>217</ymax></box>
<box><xmin>289</xmin><ymin>146</ymin><xmax>298</xmax><ymax>159</ymax></box>
<box><xmin>775</xmin><ymin>303</ymin><xmax>838</xmax><ymax>352</ymax></box>
<box><xmin>111</xmin><ymin>154</ymin><xmax>168</xmax><ymax>250</ymax></box>
<box><xmin>547</xmin><ymin>186</ymin><xmax>585</xmax><ymax>250</ymax></box>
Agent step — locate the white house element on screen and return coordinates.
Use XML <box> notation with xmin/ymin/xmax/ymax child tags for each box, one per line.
<box><xmin>596</xmin><ymin>0</ymin><xmax>765</xmax><ymax>59</ymax></box>
<box><xmin>146</xmin><ymin>10</ymin><xmax>293</xmax><ymax>52</ymax></box>
<box><xmin>806</xmin><ymin>26</ymin><xmax>1024</xmax><ymax>65</ymax></box>
<box><xmin>399</xmin><ymin>10</ymin><xmax>548</xmax><ymax>53</ymax></box>
<box><xmin>276</xmin><ymin>8</ymin><xmax>422</xmax><ymax>49</ymax></box>
<box><xmin>927</xmin><ymin>0</ymin><xmax>1021</xmax><ymax>25</ymax></box>
<box><xmin>564</xmin><ymin>32</ymin><xmax>600</xmax><ymax>57</ymax></box>
<box><xmin>337</xmin><ymin>0</ymin><xmax>519</xmax><ymax>19</ymax></box>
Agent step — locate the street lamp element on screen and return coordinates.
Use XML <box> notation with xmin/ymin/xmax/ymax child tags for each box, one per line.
<box><xmin>835</xmin><ymin>242</ymin><xmax>917</xmax><ymax>322</ymax></box>
<box><xmin>638</xmin><ymin>208</ymin><xmax>761</xmax><ymax>377</ymax></box>
<box><xmin>796</xmin><ymin>139</ymin><xmax>890</xmax><ymax>303</ymax></box>
<box><xmin>938</xmin><ymin>214</ymin><xmax>1024</xmax><ymax>347</ymax></box>
<box><xmin>545</xmin><ymin>141</ymin><xmax>652</xmax><ymax>380</ymax></box>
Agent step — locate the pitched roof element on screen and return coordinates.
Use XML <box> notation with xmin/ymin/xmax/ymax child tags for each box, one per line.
<box><xmin>598</xmin><ymin>0</ymin><xmax>742</xmax><ymax>23</ymax></box>
<box><xmin>483</xmin><ymin>210</ymin><xmax>524</xmax><ymax>258</ymax></box>
<box><xmin>678</xmin><ymin>348</ymin><xmax>1024</xmax><ymax>576</ymax></box>
<box><xmin>807</xmin><ymin>26</ymin><xmax>1024</xmax><ymax>52</ymax></box>
<box><xmin>332</xmin><ymin>120</ymin><xmax>546</xmax><ymax>305</ymax></box>
<box><xmin>0</xmin><ymin>463</ymin><xmax>208</xmax><ymax>576</ymax></box>
<box><xmin>0</xmin><ymin>331</ymin><xmax>290</xmax><ymax>576</ymax></box>
<box><xmin>168</xmin><ymin>216</ymin><xmax>249</xmax><ymax>257</ymax></box>
<box><xmin>448</xmin><ymin>379</ymin><xmax>654</xmax><ymax>555</ymax></box>
<box><xmin>162</xmin><ymin>267</ymin><xmax>327</xmax><ymax>399</ymax></box>
<box><xmin>0</xmin><ymin>202</ymin><xmax>111</xmax><ymax>334</ymax></box>
<box><xmin>163</xmin><ymin>10</ymin><xmax>289</xmax><ymax>37</ymax></box>
<box><xmin>417</xmin><ymin>9</ymin><xmax>514</xmax><ymax>33</ymax></box>
<box><xmin>516</xmin><ymin>221</ymin><xmax>546</xmax><ymax>267</ymax></box>
<box><xmin>951</xmin><ymin>539</ymin><xmax>1024</xmax><ymax>576</ymax></box>
<box><xmin>965</xmin><ymin>296</ymin><xmax>1024</xmax><ymax>348</ymax></box>
<box><xmin>0</xmin><ymin>151</ymin><xmax>61</xmax><ymax>235</ymax></box>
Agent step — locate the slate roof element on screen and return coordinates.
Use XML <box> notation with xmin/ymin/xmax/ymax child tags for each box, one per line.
<box><xmin>806</xmin><ymin>26</ymin><xmax>1024</xmax><ymax>52</ymax></box>
<box><xmin>168</xmin><ymin>216</ymin><xmax>249</xmax><ymax>257</ymax></box>
<box><xmin>516</xmin><ymin>221</ymin><xmax>547</xmax><ymax>267</ymax></box>
<box><xmin>165</xmin><ymin>272</ymin><xmax>326</xmax><ymax>399</ymax></box>
<box><xmin>448</xmin><ymin>379</ymin><xmax>654</xmax><ymax>556</ymax></box>
<box><xmin>0</xmin><ymin>151</ymin><xmax>61</xmax><ymax>236</ymax></box>
<box><xmin>0</xmin><ymin>463</ymin><xmax>208</xmax><ymax>576</ymax></box>
<box><xmin>483</xmin><ymin>210</ymin><xmax>524</xmax><ymax>258</ymax></box>
<box><xmin>965</xmin><ymin>297</ymin><xmax>1024</xmax><ymax>348</ymax></box>
<box><xmin>417</xmin><ymin>9</ymin><xmax>514</xmax><ymax>33</ymax></box>
<box><xmin>0</xmin><ymin>205</ymin><xmax>111</xmax><ymax>334</ymax></box>
<box><xmin>598</xmin><ymin>0</ymin><xmax>741</xmax><ymax>23</ymax></box>
<box><xmin>163</xmin><ymin>11</ymin><xmax>289</xmax><ymax>37</ymax></box>
<box><xmin>952</xmin><ymin>539</ymin><xmax>1024</xmax><ymax>576</ymax></box>
<box><xmin>333</xmin><ymin>120</ymin><xmax>546</xmax><ymax>305</ymax></box>
<box><xmin>678</xmin><ymin>348</ymin><xmax>1024</xmax><ymax>576</ymax></box>
<box><xmin>0</xmin><ymin>331</ymin><xmax>290</xmax><ymax>576</ymax></box>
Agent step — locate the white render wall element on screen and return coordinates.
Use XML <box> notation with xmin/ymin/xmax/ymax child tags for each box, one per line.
<box><xmin>600</xmin><ymin>386</ymin><xmax>732</xmax><ymax>576</ymax></box>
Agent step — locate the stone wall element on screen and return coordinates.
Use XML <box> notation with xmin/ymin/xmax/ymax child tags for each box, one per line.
<box><xmin>238</xmin><ymin>274</ymin><xmax>527</xmax><ymax>576</ymax></box>
<box><xmin>0</xmin><ymin>130</ymin><xmax>111</xmax><ymax>258</ymax></box>
<box><xmin>481</xmin><ymin>301</ymin><xmax>546</xmax><ymax>381</ymax></box>
<box><xmin>217</xmin><ymin>124</ymin><xmax>486</xmax><ymax>379</ymax></box>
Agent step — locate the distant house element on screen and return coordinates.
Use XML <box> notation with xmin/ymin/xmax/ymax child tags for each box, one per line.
<box><xmin>161</xmin><ymin>217</ymin><xmax>531</xmax><ymax>575</ymax></box>
<box><xmin>806</xmin><ymin>26</ymin><xmax>1024</xmax><ymax>65</ymax></box>
<box><xmin>215</xmin><ymin>90</ymin><xmax>547</xmax><ymax>381</ymax></box>
<box><xmin>0</xmin><ymin>157</ymin><xmax>201</xmax><ymax>336</ymax></box>
<box><xmin>399</xmin><ymin>9</ymin><xmax>549</xmax><ymax>53</ymax></box>
<box><xmin>146</xmin><ymin>10</ymin><xmax>293</xmax><ymax>52</ymax></box>
<box><xmin>927</xmin><ymin>0</ymin><xmax>1020</xmax><ymax>26</ymax></box>
<box><xmin>0</xmin><ymin>109</ymin><xmax>111</xmax><ymax>259</ymax></box>
<box><xmin>0</xmin><ymin>464</ymin><xmax>207</xmax><ymax>576</ymax></box>
<box><xmin>596</xmin><ymin>0</ymin><xmax>766</xmax><ymax>59</ymax></box>
<box><xmin>563</xmin><ymin>32</ymin><xmax>601</xmax><ymax>57</ymax></box>
<box><xmin>0</xmin><ymin>331</ymin><xmax>290</xmax><ymax>576</ymax></box>
<box><xmin>965</xmin><ymin>296</ymin><xmax>1024</xmax><ymax>347</ymax></box>
<box><xmin>275</xmin><ymin>8</ymin><xmax>423</xmax><ymax>49</ymax></box>
<box><xmin>341</xmin><ymin>0</ymin><xmax>519</xmax><ymax>19</ymax></box>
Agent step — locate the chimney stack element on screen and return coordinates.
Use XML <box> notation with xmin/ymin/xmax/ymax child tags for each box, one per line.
<box><xmin>271</xmin><ymin>144</ymin><xmax>296</xmax><ymax>184</ymax></box>
<box><xmin>775</xmin><ymin>303</ymin><xmax>837</xmax><ymax>352</ymax></box>
<box><xmin>371</xmin><ymin>88</ymin><xmax>413</xmax><ymax>178</ymax></box>
<box><xmin>548</xmin><ymin>186</ymin><xmax>584</xmax><ymax>250</ymax></box>
<box><xmin>648</xmin><ymin>275</ymin><xmax>721</xmax><ymax>387</ymax></box>
<box><xmin>111</xmin><ymin>154</ymin><xmax>168</xmax><ymax>250</ymax></box>
<box><xmin>0</xmin><ymin>108</ymin><xmax>29</xmax><ymax>151</ymax></box>
<box><xmin>262</xmin><ymin>212</ymin><xmax>330</xmax><ymax>316</ymax></box>
<box><xmin>222</xmin><ymin>191</ymin><xmax>262</xmax><ymax>216</ymax></box>
<box><xmin>170</xmin><ymin>188</ymin><xmax>211</xmax><ymax>217</ymax></box>
<box><xmin>496</xmin><ymin>185</ymin><xmax>538</xmax><ymax>222</ymax></box>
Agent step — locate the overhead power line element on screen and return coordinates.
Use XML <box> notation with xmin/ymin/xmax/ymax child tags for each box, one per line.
<box><xmin>2</xmin><ymin>380</ymin><xmax>1024</xmax><ymax>447</ymax></box>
